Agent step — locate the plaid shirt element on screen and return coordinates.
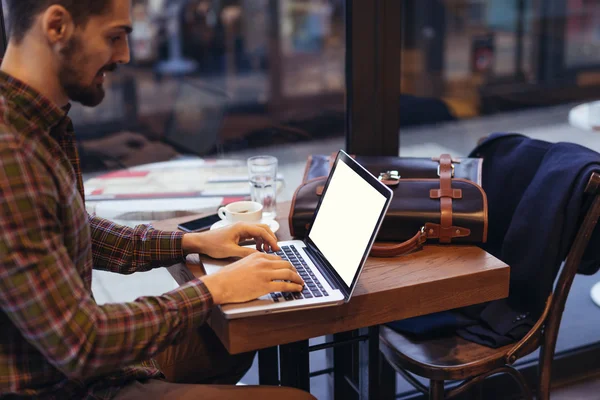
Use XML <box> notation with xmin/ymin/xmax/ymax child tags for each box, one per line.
<box><xmin>0</xmin><ymin>72</ymin><xmax>214</xmax><ymax>399</ymax></box>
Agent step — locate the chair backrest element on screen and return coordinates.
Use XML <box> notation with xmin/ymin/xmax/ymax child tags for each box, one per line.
<box><xmin>544</xmin><ymin>172</ymin><xmax>600</xmax><ymax>343</ymax></box>
<box><xmin>507</xmin><ymin>172</ymin><xmax>600</xmax><ymax>371</ymax></box>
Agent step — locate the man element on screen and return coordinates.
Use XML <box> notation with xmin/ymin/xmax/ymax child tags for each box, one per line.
<box><xmin>0</xmin><ymin>1</ymin><xmax>312</xmax><ymax>399</ymax></box>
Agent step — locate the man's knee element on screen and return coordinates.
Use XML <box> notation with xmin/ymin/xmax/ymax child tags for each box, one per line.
<box><xmin>208</xmin><ymin>349</ymin><xmax>256</xmax><ymax>385</ymax></box>
<box><xmin>155</xmin><ymin>324</ymin><xmax>256</xmax><ymax>385</ymax></box>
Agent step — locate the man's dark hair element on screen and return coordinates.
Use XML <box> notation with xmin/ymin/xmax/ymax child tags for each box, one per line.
<box><xmin>6</xmin><ymin>0</ymin><xmax>113</xmax><ymax>43</ymax></box>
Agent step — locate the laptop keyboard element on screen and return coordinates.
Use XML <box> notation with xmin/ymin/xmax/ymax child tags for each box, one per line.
<box><xmin>266</xmin><ymin>245</ymin><xmax>329</xmax><ymax>302</ymax></box>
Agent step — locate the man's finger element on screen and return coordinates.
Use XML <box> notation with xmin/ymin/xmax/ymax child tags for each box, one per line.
<box><xmin>242</xmin><ymin>224</ymin><xmax>279</xmax><ymax>251</ymax></box>
<box><xmin>235</xmin><ymin>246</ymin><xmax>258</xmax><ymax>258</ymax></box>
<box><xmin>255</xmin><ymin>237</ymin><xmax>264</xmax><ymax>252</ymax></box>
<box><xmin>269</xmin><ymin>269</ymin><xmax>304</xmax><ymax>285</ymax></box>
<box><xmin>257</xmin><ymin>224</ymin><xmax>279</xmax><ymax>250</ymax></box>
<box><xmin>261</xmin><ymin>240</ymin><xmax>273</xmax><ymax>253</ymax></box>
<box><xmin>271</xmin><ymin>281</ymin><xmax>303</xmax><ymax>293</ymax></box>
<box><xmin>252</xmin><ymin>223</ymin><xmax>278</xmax><ymax>244</ymax></box>
<box><xmin>265</xmin><ymin>259</ymin><xmax>296</xmax><ymax>271</ymax></box>
<box><xmin>258</xmin><ymin>253</ymin><xmax>281</xmax><ymax>261</ymax></box>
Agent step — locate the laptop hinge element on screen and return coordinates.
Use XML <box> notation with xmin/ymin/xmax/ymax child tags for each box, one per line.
<box><xmin>303</xmin><ymin>245</ymin><xmax>351</xmax><ymax>299</ymax></box>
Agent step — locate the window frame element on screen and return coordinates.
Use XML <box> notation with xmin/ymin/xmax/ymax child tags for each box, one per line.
<box><xmin>345</xmin><ymin>0</ymin><xmax>401</xmax><ymax>156</ymax></box>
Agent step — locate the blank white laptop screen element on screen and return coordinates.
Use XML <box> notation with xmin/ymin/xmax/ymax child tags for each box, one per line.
<box><xmin>308</xmin><ymin>159</ymin><xmax>387</xmax><ymax>286</ymax></box>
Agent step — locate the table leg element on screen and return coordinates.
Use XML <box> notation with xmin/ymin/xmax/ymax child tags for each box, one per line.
<box><xmin>279</xmin><ymin>340</ymin><xmax>310</xmax><ymax>392</ymax></box>
<box><xmin>359</xmin><ymin>326</ymin><xmax>380</xmax><ymax>400</ymax></box>
<box><xmin>333</xmin><ymin>331</ymin><xmax>359</xmax><ymax>400</ymax></box>
<box><xmin>258</xmin><ymin>346</ymin><xmax>280</xmax><ymax>386</ymax></box>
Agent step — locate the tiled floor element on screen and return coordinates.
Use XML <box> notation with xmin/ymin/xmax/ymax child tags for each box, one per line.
<box><xmin>89</xmin><ymin>102</ymin><xmax>600</xmax><ymax>398</ymax></box>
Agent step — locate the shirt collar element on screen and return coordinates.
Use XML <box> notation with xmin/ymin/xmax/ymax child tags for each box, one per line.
<box><xmin>0</xmin><ymin>70</ymin><xmax>70</xmax><ymax>131</ymax></box>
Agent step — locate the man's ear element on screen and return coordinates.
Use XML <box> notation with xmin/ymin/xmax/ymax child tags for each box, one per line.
<box><xmin>40</xmin><ymin>5</ymin><xmax>74</xmax><ymax>45</ymax></box>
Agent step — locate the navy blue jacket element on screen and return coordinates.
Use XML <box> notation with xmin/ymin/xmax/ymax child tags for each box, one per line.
<box><xmin>388</xmin><ymin>134</ymin><xmax>600</xmax><ymax>347</ymax></box>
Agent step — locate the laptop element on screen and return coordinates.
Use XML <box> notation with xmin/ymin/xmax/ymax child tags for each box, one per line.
<box><xmin>162</xmin><ymin>80</ymin><xmax>229</xmax><ymax>156</ymax></box>
<box><xmin>177</xmin><ymin>150</ymin><xmax>392</xmax><ymax>319</ymax></box>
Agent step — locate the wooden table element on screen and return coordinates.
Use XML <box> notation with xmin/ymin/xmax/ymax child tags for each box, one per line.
<box><xmin>154</xmin><ymin>202</ymin><xmax>510</xmax><ymax>398</ymax></box>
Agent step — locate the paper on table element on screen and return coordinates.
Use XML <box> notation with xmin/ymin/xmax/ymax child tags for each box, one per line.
<box><xmin>91</xmin><ymin>197</ymin><xmax>223</xmax><ymax>221</ymax></box>
<box><xmin>129</xmin><ymin>158</ymin><xmax>245</xmax><ymax>171</ymax></box>
<box><xmin>86</xmin><ymin>166</ymin><xmax>253</xmax><ymax>195</ymax></box>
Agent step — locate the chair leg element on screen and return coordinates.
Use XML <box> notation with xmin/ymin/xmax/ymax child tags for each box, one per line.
<box><xmin>538</xmin><ymin>342</ymin><xmax>554</xmax><ymax>400</ymax></box>
<box><xmin>430</xmin><ymin>380</ymin><xmax>445</xmax><ymax>400</ymax></box>
<box><xmin>379</xmin><ymin>354</ymin><xmax>397</xmax><ymax>400</ymax></box>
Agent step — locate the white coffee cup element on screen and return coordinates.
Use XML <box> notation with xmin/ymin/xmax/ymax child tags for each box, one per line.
<box><xmin>218</xmin><ymin>201</ymin><xmax>263</xmax><ymax>224</ymax></box>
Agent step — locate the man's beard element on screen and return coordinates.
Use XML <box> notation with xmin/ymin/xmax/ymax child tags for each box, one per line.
<box><xmin>59</xmin><ymin>36</ymin><xmax>117</xmax><ymax>107</ymax></box>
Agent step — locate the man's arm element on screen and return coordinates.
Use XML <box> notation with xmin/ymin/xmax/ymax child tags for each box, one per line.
<box><xmin>88</xmin><ymin>214</ymin><xmax>185</xmax><ymax>274</ymax></box>
<box><xmin>0</xmin><ymin>147</ymin><xmax>213</xmax><ymax>379</ymax></box>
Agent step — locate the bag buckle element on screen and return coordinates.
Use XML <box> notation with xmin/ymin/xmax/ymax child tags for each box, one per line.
<box><xmin>378</xmin><ymin>170</ymin><xmax>400</xmax><ymax>186</ymax></box>
<box><xmin>437</xmin><ymin>164</ymin><xmax>455</xmax><ymax>178</ymax></box>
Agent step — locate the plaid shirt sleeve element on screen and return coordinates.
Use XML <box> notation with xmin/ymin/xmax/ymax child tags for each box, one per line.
<box><xmin>88</xmin><ymin>214</ymin><xmax>186</xmax><ymax>274</ymax></box>
<box><xmin>0</xmin><ymin>145</ymin><xmax>214</xmax><ymax>380</ymax></box>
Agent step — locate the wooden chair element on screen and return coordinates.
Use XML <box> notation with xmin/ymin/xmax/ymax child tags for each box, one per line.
<box><xmin>378</xmin><ymin>172</ymin><xmax>600</xmax><ymax>400</ymax></box>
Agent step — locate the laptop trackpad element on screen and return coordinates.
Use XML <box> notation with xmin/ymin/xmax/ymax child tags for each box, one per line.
<box><xmin>195</xmin><ymin>255</ymin><xmax>231</xmax><ymax>276</ymax></box>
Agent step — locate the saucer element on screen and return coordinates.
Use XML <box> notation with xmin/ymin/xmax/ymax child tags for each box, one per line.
<box><xmin>210</xmin><ymin>218</ymin><xmax>280</xmax><ymax>233</ymax></box>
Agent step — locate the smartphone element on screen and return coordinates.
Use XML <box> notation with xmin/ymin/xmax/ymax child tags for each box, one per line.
<box><xmin>177</xmin><ymin>214</ymin><xmax>222</xmax><ymax>232</ymax></box>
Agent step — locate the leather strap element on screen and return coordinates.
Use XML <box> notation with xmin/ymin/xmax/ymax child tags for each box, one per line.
<box><xmin>433</xmin><ymin>154</ymin><xmax>454</xmax><ymax>243</ymax></box>
<box><xmin>432</xmin><ymin>156</ymin><xmax>461</xmax><ymax>164</ymax></box>
<box><xmin>370</xmin><ymin>228</ymin><xmax>427</xmax><ymax>257</ymax></box>
<box><xmin>369</xmin><ymin>222</ymin><xmax>471</xmax><ymax>258</ymax></box>
<box><xmin>423</xmin><ymin>222</ymin><xmax>470</xmax><ymax>240</ymax></box>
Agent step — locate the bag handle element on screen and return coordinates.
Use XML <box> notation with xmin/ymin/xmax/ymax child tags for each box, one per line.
<box><xmin>369</xmin><ymin>223</ymin><xmax>471</xmax><ymax>257</ymax></box>
<box><xmin>370</xmin><ymin>227</ymin><xmax>427</xmax><ymax>257</ymax></box>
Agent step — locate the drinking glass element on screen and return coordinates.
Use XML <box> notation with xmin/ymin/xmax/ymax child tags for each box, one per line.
<box><xmin>248</xmin><ymin>156</ymin><xmax>278</xmax><ymax>219</ymax></box>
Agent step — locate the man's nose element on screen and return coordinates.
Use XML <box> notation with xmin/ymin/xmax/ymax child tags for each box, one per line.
<box><xmin>113</xmin><ymin>38</ymin><xmax>131</xmax><ymax>65</ymax></box>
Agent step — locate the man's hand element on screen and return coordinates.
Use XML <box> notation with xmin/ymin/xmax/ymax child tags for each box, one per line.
<box><xmin>201</xmin><ymin>252</ymin><xmax>304</xmax><ymax>304</ymax></box>
<box><xmin>182</xmin><ymin>222</ymin><xmax>280</xmax><ymax>259</ymax></box>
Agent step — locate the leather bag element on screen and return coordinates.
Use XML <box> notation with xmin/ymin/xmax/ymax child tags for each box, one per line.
<box><xmin>289</xmin><ymin>153</ymin><xmax>488</xmax><ymax>257</ymax></box>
